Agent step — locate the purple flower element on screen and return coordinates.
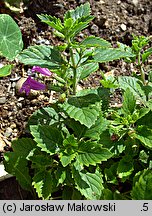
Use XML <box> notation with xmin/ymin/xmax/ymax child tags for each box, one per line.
<box><xmin>19</xmin><ymin>76</ymin><xmax>46</xmax><ymax>95</ymax></box>
<box><xmin>31</xmin><ymin>66</ymin><xmax>52</xmax><ymax>76</ymax></box>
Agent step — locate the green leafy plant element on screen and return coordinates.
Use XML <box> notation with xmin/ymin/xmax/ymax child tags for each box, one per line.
<box><xmin>4</xmin><ymin>3</ymin><xmax>152</xmax><ymax>200</ymax></box>
<box><xmin>118</xmin><ymin>35</ymin><xmax>152</xmax><ymax>85</ymax></box>
<box><xmin>0</xmin><ymin>14</ymin><xmax>23</xmax><ymax>77</ymax></box>
<box><xmin>17</xmin><ymin>3</ymin><xmax>133</xmax><ymax>96</ymax></box>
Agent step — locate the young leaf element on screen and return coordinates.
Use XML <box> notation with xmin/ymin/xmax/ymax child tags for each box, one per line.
<box><xmin>18</xmin><ymin>45</ymin><xmax>64</xmax><ymax>69</ymax></box>
<box><xmin>72</xmin><ymin>165</ymin><xmax>103</xmax><ymax>200</ymax></box>
<box><xmin>80</xmin><ymin>36</ymin><xmax>111</xmax><ymax>48</ymax></box>
<box><xmin>77</xmin><ymin>141</ymin><xmax>113</xmax><ymax>166</ymax></box>
<box><xmin>0</xmin><ymin>65</ymin><xmax>12</xmax><ymax>77</ymax></box>
<box><xmin>60</xmin><ymin>153</ymin><xmax>76</xmax><ymax>167</ymax></box>
<box><xmin>60</xmin><ymin>135</ymin><xmax>78</xmax><ymax>167</ymax></box>
<box><xmin>63</xmin><ymin>3</ymin><xmax>94</xmax><ymax>39</ymax></box>
<box><xmin>0</xmin><ymin>14</ymin><xmax>23</xmax><ymax>60</ymax></box>
<box><xmin>64</xmin><ymin>3</ymin><xmax>92</xmax><ymax>22</ymax></box>
<box><xmin>65</xmin><ymin>21</ymin><xmax>92</xmax><ymax>40</ymax></box>
<box><xmin>122</xmin><ymin>88</ymin><xmax>136</xmax><ymax>114</ymax></box>
<box><xmin>93</xmin><ymin>48</ymin><xmax>134</xmax><ymax>63</ymax></box>
<box><xmin>4</xmin><ymin>153</ymin><xmax>32</xmax><ymax>192</ymax></box>
<box><xmin>131</xmin><ymin>169</ymin><xmax>152</xmax><ymax>200</ymax></box>
<box><xmin>37</xmin><ymin>14</ymin><xmax>64</xmax><ymax>32</ymax></box>
<box><xmin>31</xmin><ymin>125</ymin><xmax>63</xmax><ymax>155</ymax></box>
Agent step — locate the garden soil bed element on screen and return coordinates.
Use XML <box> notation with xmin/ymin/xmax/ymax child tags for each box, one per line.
<box><xmin>0</xmin><ymin>0</ymin><xmax>152</xmax><ymax>199</ymax></box>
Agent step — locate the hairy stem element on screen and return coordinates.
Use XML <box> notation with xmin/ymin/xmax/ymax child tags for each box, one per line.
<box><xmin>138</xmin><ymin>51</ymin><xmax>145</xmax><ymax>85</ymax></box>
<box><xmin>69</xmin><ymin>48</ymin><xmax>77</xmax><ymax>95</ymax></box>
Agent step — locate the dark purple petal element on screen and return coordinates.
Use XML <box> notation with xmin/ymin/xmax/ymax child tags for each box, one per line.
<box><xmin>31</xmin><ymin>66</ymin><xmax>52</xmax><ymax>76</ymax></box>
<box><xmin>19</xmin><ymin>76</ymin><xmax>46</xmax><ymax>95</ymax></box>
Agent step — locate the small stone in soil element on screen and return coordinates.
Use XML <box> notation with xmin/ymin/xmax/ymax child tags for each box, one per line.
<box><xmin>120</xmin><ymin>24</ymin><xmax>127</xmax><ymax>31</ymax></box>
<box><xmin>4</xmin><ymin>128</ymin><xmax>13</xmax><ymax>138</ymax></box>
<box><xmin>0</xmin><ymin>97</ymin><xmax>6</xmax><ymax>104</ymax></box>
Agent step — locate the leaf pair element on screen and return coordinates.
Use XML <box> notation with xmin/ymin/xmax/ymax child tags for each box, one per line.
<box><xmin>38</xmin><ymin>3</ymin><xmax>94</xmax><ymax>41</ymax></box>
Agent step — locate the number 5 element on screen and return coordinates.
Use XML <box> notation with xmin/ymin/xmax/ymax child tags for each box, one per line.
<box><xmin>143</xmin><ymin>203</ymin><xmax>148</xmax><ymax>211</ymax></box>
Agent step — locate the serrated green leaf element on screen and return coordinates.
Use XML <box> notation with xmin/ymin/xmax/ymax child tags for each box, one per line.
<box><xmin>0</xmin><ymin>65</ymin><xmax>12</xmax><ymax>77</ymax></box>
<box><xmin>133</xmin><ymin>126</ymin><xmax>152</xmax><ymax>149</ymax></box>
<box><xmin>122</xmin><ymin>88</ymin><xmax>136</xmax><ymax>114</ymax></box>
<box><xmin>18</xmin><ymin>45</ymin><xmax>64</xmax><ymax>69</ymax></box>
<box><xmin>138</xmin><ymin>107</ymin><xmax>150</xmax><ymax>120</ymax></box>
<box><xmin>77</xmin><ymin>141</ymin><xmax>113</xmax><ymax>166</ymax></box>
<box><xmin>63</xmin><ymin>3</ymin><xmax>94</xmax><ymax>39</ymax></box>
<box><xmin>118</xmin><ymin>76</ymin><xmax>146</xmax><ymax>102</ymax></box>
<box><xmin>84</xmin><ymin>115</ymin><xmax>109</xmax><ymax>140</ymax></box>
<box><xmin>80</xmin><ymin>36</ymin><xmax>111</xmax><ymax>48</ymax></box>
<box><xmin>60</xmin><ymin>135</ymin><xmax>78</xmax><ymax>167</ymax></box>
<box><xmin>94</xmin><ymin>48</ymin><xmax>134</xmax><ymax>63</ymax></box>
<box><xmin>32</xmin><ymin>171</ymin><xmax>54</xmax><ymax>199</ymax></box>
<box><xmin>72</xmin><ymin>166</ymin><xmax>103</xmax><ymax>200</ymax></box>
<box><xmin>60</xmin><ymin>153</ymin><xmax>76</xmax><ymax>167</ymax></box>
<box><xmin>11</xmin><ymin>138</ymin><xmax>36</xmax><ymax>160</ymax></box>
<box><xmin>62</xmin><ymin>102</ymin><xmax>100</xmax><ymax>128</ymax></box>
<box><xmin>97</xmin><ymin>87</ymin><xmax>110</xmax><ymax>111</ymax></box>
<box><xmin>55</xmin><ymin>166</ymin><xmax>66</xmax><ymax>186</ymax></box>
<box><xmin>117</xmin><ymin>156</ymin><xmax>134</xmax><ymax>180</ymax></box>
<box><xmin>64</xmin><ymin>3</ymin><xmax>91</xmax><ymax>22</ymax></box>
<box><xmin>30</xmin><ymin>153</ymin><xmax>53</xmax><ymax>169</ymax></box>
<box><xmin>65</xmin><ymin>118</ymin><xmax>87</xmax><ymax>139</ymax></box>
<box><xmin>37</xmin><ymin>14</ymin><xmax>64</xmax><ymax>32</ymax></box>
<box><xmin>64</xmin><ymin>18</ymin><xmax>73</xmax><ymax>29</ymax></box>
<box><xmin>31</xmin><ymin>125</ymin><xmax>63</xmax><ymax>155</ymax></box>
<box><xmin>63</xmin><ymin>134</ymin><xmax>78</xmax><ymax>150</ymax></box>
<box><xmin>0</xmin><ymin>14</ymin><xmax>23</xmax><ymax>60</ymax></box>
<box><xmin>28</xmin><ymin>107</ymin><xmax>59</xmax><ymax>131</ymax></box>
<box><xmin>4</xmin><ymin>153</ymin><xmax>32</xmax><ymax>192</ymax></box>
<box><xmin>79</xmin><ymin>62</ymin><xmax>99</xmax><ymax>80</ymax></box>
<box><xmin>66</xmin><ymin>21</ymin><xmax>92</xmax><ymax>39</ymax></box>
<box><xmin>131</xmin><ymin>169</ymin><xmax>152</xmax><ymax>200</ymax></box>
<box><xmin>100</xmin><ymin>75</ymin><xmax>118</xmax><ymax>89</ymax></box>
<box><xmin>61</xmin><ymin>93</ymin><xmax>101</xmax><ymax>128</ymax></box>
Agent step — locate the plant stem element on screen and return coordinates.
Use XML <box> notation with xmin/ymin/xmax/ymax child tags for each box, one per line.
<box><xmin>137</xmin><ymin>51</ymin><xmax>146</xmax><ymax>85</ymax></box>
<box><xmin>69</xmin><ymin>48</ymin><xmax>77</xmax><ymax>95</ymax></box>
